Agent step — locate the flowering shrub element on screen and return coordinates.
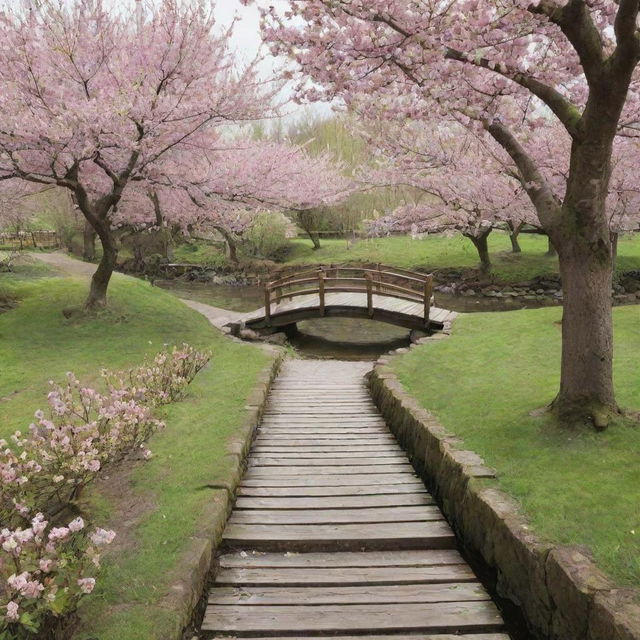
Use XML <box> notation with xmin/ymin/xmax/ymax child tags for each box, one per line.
<box><xmin>0</xmin><ymin>345</ymin><xmax>210</xmax><ymax>526</ymax></box>
<box><xmin>0</xmin><ymin>509</ymin><xmax>115</xmax><ymax>639</ymax></box>
<box><xmin>102</xmin><ymin>344</ymin><xmax>211</xmax><ymax>406</ymax></box>
<box><xmin>0</xmin><ymin>344</ymin><xmax>209</xmax><ymax>636</ymax></box>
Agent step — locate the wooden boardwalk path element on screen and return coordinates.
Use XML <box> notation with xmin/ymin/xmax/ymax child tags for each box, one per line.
<box><xmin>201</xmin><ymin>360</ymin><xmax>508</xmax><ymax>638</ymax></box>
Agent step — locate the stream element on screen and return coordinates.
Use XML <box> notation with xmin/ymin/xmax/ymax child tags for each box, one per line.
<box><xmin>156</xmin><ymin>280</ymin><xmax>559</xmax><ymax>361</ymax></box>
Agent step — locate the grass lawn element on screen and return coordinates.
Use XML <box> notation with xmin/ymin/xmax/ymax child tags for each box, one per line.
<box><xmin>174</xmin><ymin>232</ymin><xmax>640</xmax><ymax>283</ymax></box>
<box><xmin>392</xmin><ymin>305</ymin><xmax>640</xmax><ymax>587</ymax></box>
<box><xmin>0</xmin><ymin>264</ymin><xmax>273</xmax><ymax>639</ymax></box>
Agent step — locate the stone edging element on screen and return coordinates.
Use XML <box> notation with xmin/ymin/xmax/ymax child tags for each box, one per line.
<box><xmin>367</xmin><ymin>344</ymin><xmax>640</xmax><ymax>640</ymax></box>
<box><xmin>156</xmin><ymin>344</ymin><xmax>285</xmax><ymax>640</ymax></box>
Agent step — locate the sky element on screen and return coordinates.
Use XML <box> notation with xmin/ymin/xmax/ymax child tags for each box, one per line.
<box><xmin>214</xmin><ymin>0</ymin><xmax>335</xmax><ymax>123</ymax></box>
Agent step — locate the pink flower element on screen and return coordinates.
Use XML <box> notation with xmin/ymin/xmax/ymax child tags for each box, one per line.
<box><xmin>90</xmin><ymin>528</ymin><xmax>116</xmax><ymax>546</ymax></box>
<box><xmin>5</xmin><ymin>601</ymin><xmax>19</xmax><ymax>622</ymax></box>
<box><xmin>68</xmin><ymin>517</ymin><xmax>85</xmax><ymax>533</ymax></box>
<box><xmin>48</xmin><ymin>527</ymin><xmax>70</xmax><ymax>542</ymax></box>
<box><xmin>39</xmin><ymin>558</ymin><xmax>53</xmax><ymax>572</ymax></box>
<box><xmin>77</xmin><ymin>577</ymin><xmax>95</xmax><ymax>594</ymax></box>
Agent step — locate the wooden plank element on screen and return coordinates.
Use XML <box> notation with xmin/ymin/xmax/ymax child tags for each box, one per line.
<box><xmin>208</xmin><ymin>582</ymin><xmax>489</xmax><ymax>606</ymax></box>
<box><xmin>234</xmin><ymin>493</ymin><xmax>433</xmax><ymax>509</ymax></box>
<box><xmin>218</xmin><ymin>548</ymin><xmax>464</xmax><ymax>569</ymax></box>
<box><xmin>202</xmin><ymin>601</ymin><xmax>504</xmax><ymax>634</ymax></box>
<box><xmin>222</xmin><ymin>521</ymin><xmax>456</xmax><ymax>551</ymax></box>
<box><xmin>251</xmin><ymin>446</ymin><xmax>405</xmax><ymax>455</ymax></box>
<box><xmin>251</xmin><ymin>445</ymin><xmax>404</xmax><ymax>454</ymax></box>
<box><xmin>259</xmin><ymin>426</ymin><xmax>388</xmax><ymax>433</ymax></box>
<box><xmin>237</xmin><ymin>484</ymin><xmax>427</xmax><ymax>497</ymax></box>
<box><xmin>249</xmin><ymin>456</ymin><xmax>408</xmax><ymax>466</ymax></box>
<box><xmin>215</xmin><ymin>635</ymin><xmax>510</xmax><ymax>640</ymax></box>
<box><xmin>229</xmin><ymin>506</ymin><xmax>443</xmax><ymax>525</ymax></box>
<box><xmin>214</xmin><ymin>564</ymin><xmax>477</xmax><ymax>587</ymax></box>
<box><xmin>254</xmin><ymin>434</ymin><xmax>396</xmax><ymax>442</ymax></box>
<box><xmin>244</xmin><ymin>464</ymin><xmax>414</xmax><ymax>476</ymax></box>
<box><xmin>240</xmin><ymin>474</ymin><xmax>420</xmax><ymax>487</ymax></box>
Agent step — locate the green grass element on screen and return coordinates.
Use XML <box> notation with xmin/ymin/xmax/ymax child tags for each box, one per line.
<box><xmin>0</xmin><ymin>270</ymin><xmax>274</xmax><ymax>639</ymax></box>
<box><xmin>173</xmin><ymin>232</ymin><xmax>640</xmax><ymax>284</ymax></box>
<box><xmin>392</xmin><ymin>305</ymin><xmax>640</xmax><ymax>587</ymax></box>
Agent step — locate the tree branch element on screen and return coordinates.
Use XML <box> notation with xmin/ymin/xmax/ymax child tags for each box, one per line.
<box><xmin>445</xmin><ymin>47</ymin><xmax>582</xmax><ymax>136</ymax></box>
<box><xmin>485</xmin><ymin>119</ymin><xmax>561</xmax><ymax>231</ymax></box>
<box><xmin>529</xmin><ymin>0</ymin><xmax>605</xmax><ymax>86</ymax></box>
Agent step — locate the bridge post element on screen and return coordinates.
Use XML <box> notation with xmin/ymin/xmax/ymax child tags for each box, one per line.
<box><xmin>264</xmin><ymin>287</ymin><xmax>272</xmax><ymax>326</ymax></box>
<box><xmin>366</xmin><ymin>273</ymin><xmax>374</xmax><ymax>317</ymax></box>
<box><xmin>423</xmin><ymin>276</ymin><xmax>433</xmax><ymax>325</ymax></box>
<box><xmin>318</xmin><ymin>270</ymin><xmax>326</xmax><ymax>316</ymax></box>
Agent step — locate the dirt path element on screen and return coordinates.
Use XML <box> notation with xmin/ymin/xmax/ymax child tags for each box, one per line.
<box><xmin>32</xmin><ymin>252</ymin><xmax>245</xmax><ymax>329</ymax></box>
<box><xmin>33</xmin><ymin>251</ymin><xmax>98</xmax><ymax>277</ymax></box>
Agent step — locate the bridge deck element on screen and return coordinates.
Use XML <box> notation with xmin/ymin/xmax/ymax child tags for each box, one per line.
<box><xmin>237</xmin><ymin>292</ymin><xmax>457</xmax><ymax>331</ymax></box>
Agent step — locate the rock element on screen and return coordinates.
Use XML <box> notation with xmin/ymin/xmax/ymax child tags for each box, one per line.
<box><xmin>239</xmin><ymin>328</ymin><xmax>260</xmax><ymax>341</ymax></box>
<box><xmin>263</xmin><ymin>332</ymin><xmax>288</xmax><ymax>345</ymax></box>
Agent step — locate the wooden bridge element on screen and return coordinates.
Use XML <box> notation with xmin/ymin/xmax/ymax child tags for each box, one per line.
<box><xmin>231</xmin><ymin>265</ymin><xmax>457</xmax><ymax>333</ymax></box>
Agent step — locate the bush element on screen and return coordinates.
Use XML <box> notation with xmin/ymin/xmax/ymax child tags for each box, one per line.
<box><xmin>243</xmin><ymin>212</ymin><xmax>290</xmax><ymax>260</ymax></box>
<box><xmin>0</xmin><ymin>345</ymin><xmax>211</xmax><ymax>638</ymax></box>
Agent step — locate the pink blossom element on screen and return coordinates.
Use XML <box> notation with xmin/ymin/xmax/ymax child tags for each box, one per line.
<box><xmin>48</xmin><ymin>527</ymin><xmax>70</xmax><ymax>542</ymax></box>
<box><xmin>5</xmin><ymin>601</ymin><xmax>19</xmax><ymax>622</ymax></box>
<box><xmin>90</xmin><ymin>529</ymin><xmax>116</xmax><ymax>546</ymax></box>
<box><xmin>77</xmin><ymin>578</ymin><xmax>96</xmax><ymax>594</ymax></box>
<box><xmin>68</xmin><ymin>517</ymin><xmax>85</xmax><ymax>533</ymax></box>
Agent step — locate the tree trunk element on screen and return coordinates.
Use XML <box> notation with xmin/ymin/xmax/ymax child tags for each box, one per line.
<box><xmin>549</xmin><ymin>120</ymin><xmax>621</xmax><ymax>427</ymax></box>
<box><xmin>85</xmin><ymin>230</ymin><xmax>118</xmax><ymax>310</ymax></box>
<box><xmin>297</xmin><ymin>210</ymin><xmax>321</xmax><ymax>250</ymax></box>
<box><xmin>546</xmin><ymin>237</ymin><xmax>557</xmax><ymax>257</ymax></box>
<box><xmin>215</xmin><ymin>226</ymin><xmax>239</xmax><ymax>263</ymax></box>
<box><xmin>83</xmin><ymin>220</ymin><xmax>97</xmax><ymax>261</ymax></box>
<box><xmin>611</xmin><ymin>232</ymin><xmax>619</xmax><ymax>274</ymax></box>
<box><xmin>552</xmin><ymin>243</ymin><xmax>616</xmax><ymax>428</ymax></box>
<box><xmin>307</xmin><ymin>230</ymin><xmax>321</xmax><ymax>250</ymax></box>
<box><xmin>507</xmin><ymin>221</ymin><xmax>522</xmax><ymax>253</ymax></box>
<box><xmin>466</xmin><ymin>230</ymin><xmax>492</xmax><ymax>274</ymax></box>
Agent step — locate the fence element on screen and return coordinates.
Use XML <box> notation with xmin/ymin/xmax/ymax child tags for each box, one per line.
<box><xmin>0</xmin><ymin>231</ymin><xmax>60</xmax><ymax>249</ymax></box>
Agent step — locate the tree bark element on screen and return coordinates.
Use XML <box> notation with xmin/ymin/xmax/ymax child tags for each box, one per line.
<box><xmin>214</xmin><ymin>225</ymin><xmax>239</xmax><ymax>263</ymax></box>
<box><xmin>83</xmin><ymin>219</ymin><xmax>97</xmax><ymax>261</ymax></box>
<box><xmin>552</xmin><ymin>241</ymin><xmax>616</xmax><ymax>428</ymax></box>
<box><xmin>297</xmin><ymin>210</ymin><xmax>322</xmax><ymax>250</ymax></box>
<box><xmin>546</xmin><ymin>237</ymin><xmax>557</xmax><ymax>257</ymax></box>
<box><xmin>611</xmin><ymin>231</ymin><xmax>619</xmax><ymax>273</ymax></box>
<box><xmin>85</xmin><ymin>229</ymin><xmax>118</xmax><ymax>310</ymax></box>
<box><xmin>307</xmin><ymin>229</ymin><xmax>322</xmax><ymax>250</ymax></box>
<box><xmin>507</xmin><ymin>221</ymin><xmax>523</xmax><ymax>253</ymax></box>
<box><xmin>466</xmin><ymin>230</ymin><xmax>492</xmax><ymax>274</ymax></box>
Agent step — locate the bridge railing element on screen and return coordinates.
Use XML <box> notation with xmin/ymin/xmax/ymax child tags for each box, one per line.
<box><xmin>264</xmin><ymin>264</ymin><xmax>434</xmax><ymax>325</ymax></box>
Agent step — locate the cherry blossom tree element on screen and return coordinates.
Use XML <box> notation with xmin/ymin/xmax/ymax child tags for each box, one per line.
<box><xmin>360</xmin><ymin>120</ymin><xmax>537</xmax><ymax>271</ymax></box>
<box><xmin>250</xmin><ymin>0</ymin><xmax>640</xmax><ymax>426</ymax></box>
<box><xmin>0</xmin><ymin>0</ymin><xmax>273</xmax><ymax>308</ymax></box>
<box><xmin>127</xmin><ymin>139</ymin><xmax>353</xmax><ymax>262</ymax></box>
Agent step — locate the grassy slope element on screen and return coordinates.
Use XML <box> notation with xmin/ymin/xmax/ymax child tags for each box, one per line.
<box><xmin>174</xmin><ymin>232</ymin><xmax>640</xmax><ymax>283</ymax></box>
<box><xmin>393</xmin><ymin>305</ymin><xmax>640</xmax><ymax>586</ymax></box>
<box><xmin>0</xmin><ymin>266</ymin><xmax>272</xmax><ymax>639</ymax></box>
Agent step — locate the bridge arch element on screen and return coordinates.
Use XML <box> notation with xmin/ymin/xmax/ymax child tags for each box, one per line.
<box><xmin>227</xmin><ymin>265</ymin><xmax>456</xmax><ymax>334</ymax></box>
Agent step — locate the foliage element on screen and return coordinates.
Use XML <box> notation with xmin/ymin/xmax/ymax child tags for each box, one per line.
<box><xmin>393</xmin><ymin>305</ymin><xmax>640</xmax><ymax>586</ymax></box>
<box><xmin>243</xmin><ymin>212</ymin><xmax>291</xmax><ymax>260</ymax></box>
<box><xmin>0</xmin><ymin>336</ymin><xmax>210</xmax><ymax>637</ymax></box>
<box><xmin>1</xmin><ymin>346</ymin><xmax>210</xmax><ymax>527</ymax></box>
<box><xmin>0</xmin><ymin>513</ymin><xmax>115</xmax><ymax>640</ymax></box>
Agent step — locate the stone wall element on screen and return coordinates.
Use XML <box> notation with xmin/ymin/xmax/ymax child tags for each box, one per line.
<box><xmin>367</xmin><ymin>357</ymin><xmax>640</xmax><ymax>640</ymax></box>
